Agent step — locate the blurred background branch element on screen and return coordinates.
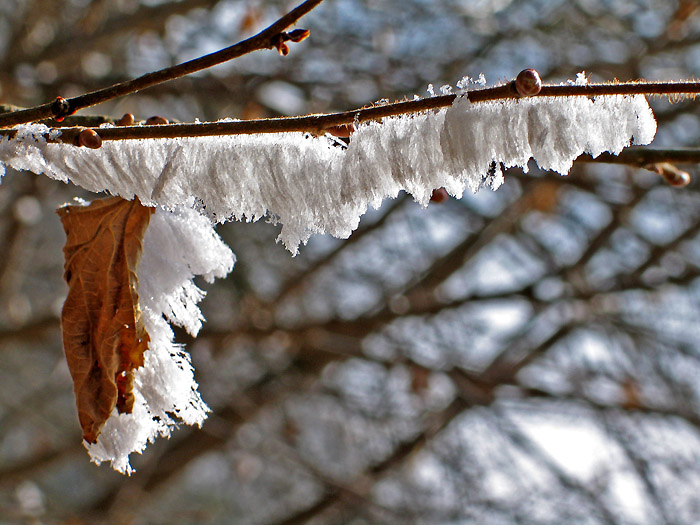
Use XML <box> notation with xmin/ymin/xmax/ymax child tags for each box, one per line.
<box><xmin>2</xmin><ymin>0</ymin><xmax>700</xmax><ymax>524</ymax></box>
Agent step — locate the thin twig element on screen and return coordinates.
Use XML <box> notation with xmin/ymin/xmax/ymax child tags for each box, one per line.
<box><xmin>3</xmin><ymin>79</ymin><xmax>700</xmax><ymax>143</ymax></box>
<box><xmin>578</xmin><ymin>147</ymin><xmax>700</xmax><ymax>165</ymax></box>
<box><xmin>0</xmin><ymin>0</ymin><xmax>324</xmax><ymax>129</ymax></box>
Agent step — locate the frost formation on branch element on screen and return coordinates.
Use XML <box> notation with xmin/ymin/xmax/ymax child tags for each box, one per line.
<box><xmin>0</xmin><ymin>77</ymin><xmax>657</xmax><ymax>472</ymax></box>
<box><xmin>0</xmin><ymin>82</ymin><xmax>656</xmax><ymax>254</ymax></box>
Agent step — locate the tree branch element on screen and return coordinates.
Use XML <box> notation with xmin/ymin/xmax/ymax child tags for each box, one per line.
<box><xmin>579</xmin><ymin>147</ymin><xmax>700</xmax><ymax>166</ymax></box>
<box><xmin>4</xmin><ymin>79</ymin><xmax>700</xmax><ymax>151</ymax></box>
<box><xmin>275</xmin><ymin>396</ymin><xmax>470</xmax><ymax>525</ymax></box>
<box><xmin>0</xmin><ymin>0</ymin><xmax>324</xmax><ymax>128</ymax></box>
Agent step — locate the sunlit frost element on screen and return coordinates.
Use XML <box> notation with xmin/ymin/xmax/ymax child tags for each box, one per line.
<box><xmin>0</xmin><ymin>83</ymin><xmax>656</xmax><ymax>254</ymax></box>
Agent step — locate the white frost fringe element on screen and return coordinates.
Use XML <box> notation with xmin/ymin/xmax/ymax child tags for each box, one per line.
<box><xmin>0</xmin><ymin>86</ymin><xmax>656</xmax><ymax>255</ymax></box>
<box><xmin>85</xmin><ymin>206</ymin><xmax>235</xmax><ymax>474</ymax></box>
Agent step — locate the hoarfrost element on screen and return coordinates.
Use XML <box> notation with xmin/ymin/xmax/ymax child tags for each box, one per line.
<box><xmin>0</xmin><ymin>87</ymin><xmax>656</xmax><ymax>254</ymax></box>
<box><xmin>85</xmin><ymin>206</ymin><xmax>235</xmax><ymax>474</ymax></box>
<box><xmin>0</xmin><ymin>75</ymin><xmax>658</xmax><ymax>471</ymax></box>
<box><xmin>456</xmin><ymin>73</ymin><xmax>487</xmax><ymax>91</ymax></box>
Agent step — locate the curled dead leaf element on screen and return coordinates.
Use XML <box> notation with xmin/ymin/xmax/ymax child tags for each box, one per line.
<box><xmin>57</xmin><ymin>197</ymin><xmax>154</xmax><ymax>444</ymax></box>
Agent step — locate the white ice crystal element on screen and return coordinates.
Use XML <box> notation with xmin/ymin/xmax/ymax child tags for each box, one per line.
<box><xmin>456</xmin><ymin>73</ymin><xmax>487</xmax><ymax>92</ymax></box>
<box><xmin>85</xmin><ymin>206</ymin><xmax>235</xmax><ymax>474</ymax></box>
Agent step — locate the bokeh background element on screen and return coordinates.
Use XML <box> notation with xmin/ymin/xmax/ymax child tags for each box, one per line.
<box><xmin>2</xmin><ymin>0</ymin><xmax>700</xmax><ymax>523</ymax></box>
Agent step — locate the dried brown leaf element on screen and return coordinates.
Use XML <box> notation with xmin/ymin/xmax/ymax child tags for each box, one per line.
<box><xmin>57</xmin><ymin>197</ymin><xmax>154</xmax><ymax>444</ymax></box>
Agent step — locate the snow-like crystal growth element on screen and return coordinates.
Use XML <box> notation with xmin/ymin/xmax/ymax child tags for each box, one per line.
<box><xmin>442</xmin><ymin>92</ymin><xmax>656</xmax><ymax>178</ymax></box>
<box><xmin>0</xmin><ymin>83</ymin><xmax>656</xmax><ymax>254</ymax></box>
<box><xmin>85</xmin><ymin>206</ymin><xmax>235</xmax><ymax>474</ymax></box>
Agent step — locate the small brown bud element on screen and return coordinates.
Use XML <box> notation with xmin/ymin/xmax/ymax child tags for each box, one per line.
<box><xmin>326</xmin><ymin>123</ymin><xmax>355</xmax><ymax>138</ymax></box>
<box><xmin>78</xmin><ymin>128</ymin><xmax>102</xmax><ymax>149</ymax></box>
<box><xmin>272</xmin><ymin>33</ymin><xmax>292</xmax><ymax>55</ymax></box>
<box><xmin>276</xmin><ymin>41</ymin><xmax>290</xmax><ymax>56</ymax></box>
<box><xmin>51</xmin><ymin>96</ymin><xmax>73</xmax><ymax>122</ymax></box>
<box><xmin>665</xmin><ymin>170</ymin><xmax>691</xmax><ymax>187</ymax></box>
<box><xmin>430</xmin><ymin>188</ymin><xmax>449</xmax><ymax>203</ymax></box>
<box><xmin>650</xmin><ymin>162</ymin><xmax>691</xmax><ymax>187</ymax></box>
<box><xmin>287</xmin><ymin>29</ymin><xmax>310</xmax><ymax>43</ymax></box>
<box><xmin>514</xmin><ymin>68</ymin><xmax>542</xmax><ymax>97</ymax></box>
<box><xmin>116</xmin><ymin>113</ymin><xmax>135</xmax><ymax>126</ymax></box>
<box><xmin>146</xmin><ymin>115</ymin><xmax>169</xmax><ymax>125</ymax></box>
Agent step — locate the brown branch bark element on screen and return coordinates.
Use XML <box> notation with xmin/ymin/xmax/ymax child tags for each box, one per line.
<box><xmin>578</xmin><ymin>147</ymin><xmax>700</xmax><ymax>166</ymax></box>
<box><xmin>3</xmin><ymin>78</ymin><xmax>700</xmax><ymax>137</ymax></box>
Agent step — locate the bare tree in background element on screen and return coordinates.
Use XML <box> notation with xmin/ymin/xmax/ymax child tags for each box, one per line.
<box><xmin>2</xmin><ymin>1</ymin><xmax>700</xmax><ymax>523</ymax></box>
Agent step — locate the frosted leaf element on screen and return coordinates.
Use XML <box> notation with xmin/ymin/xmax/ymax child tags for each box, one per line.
<box><xmin>0</xmin><ymin>77</ymin><xmax>656</xmax><ymax>254</ymax></box>
<box><xmin>85</xmin><ymin>206</ymin><xmax>235</xmax><ymax>474</ymax></box>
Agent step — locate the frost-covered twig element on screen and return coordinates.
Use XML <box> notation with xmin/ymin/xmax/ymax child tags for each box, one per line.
<box><xmin>0</xmin><ymin>86</ymin><xmax>657</xmax><ymax>253</ymax></box>
<box><xmin>2</xmin><ymin>77</ymin><xmax>698</xmax><ymax>145</ymax></box>
<box><xmin>0</xmin><ymin>0</ymin><xmax>323</xmax><ymax>129</ymax></box>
